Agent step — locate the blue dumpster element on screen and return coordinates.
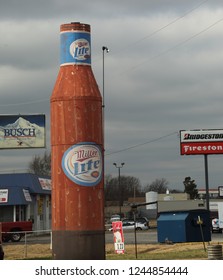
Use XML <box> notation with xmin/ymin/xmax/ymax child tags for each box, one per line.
<box><xmin>157</xmin><ymin>209</ymin><xmax>211</xmax><ymax>243</ymax></box>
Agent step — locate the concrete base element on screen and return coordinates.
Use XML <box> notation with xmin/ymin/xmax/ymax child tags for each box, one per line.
<box><xmin>52</xmin><ymin>230</ymin><xmax>105</xmax><ymax>260</ymax></box>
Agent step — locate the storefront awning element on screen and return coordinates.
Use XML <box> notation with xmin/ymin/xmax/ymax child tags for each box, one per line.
<box><xmin>0</xmin><ymin>186</ymin><xmax>32</xmax><ymax>206</ymax></box>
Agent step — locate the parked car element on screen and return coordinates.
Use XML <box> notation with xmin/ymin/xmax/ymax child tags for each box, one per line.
<box><xmin>109</xmin><ymin>218</ymin><xmax>149</xmax><ymax>231</ymax></box>
<box><xmin>135</xmin><ymin>217</ymin><xmax>150</xmax><ymax>228</ymax></box>
<box><xmin>123</xmin><ymin>220</ymin><xmax>149</xmax><ymax>231</ymax></box>
<box><xmin>212</xmin><ymin>218</ymin><xmax>222</xmax><ymax>233</ymax></box>
<box><xmin>122</xmin><ymin>217</ymin><xmax>150</xmax><ymax>227</ymax></box>
<box><xmin>110</xmin><ymin>214</ymin><xmax>121</xmax><ymax>222</ymax></box>
<box><xmin>1</xmin><ymin>221</ymin><xmax>33</xmax><ymax>242</ymax></box>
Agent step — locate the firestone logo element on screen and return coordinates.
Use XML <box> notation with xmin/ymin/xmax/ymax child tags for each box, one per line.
<box><xmin>69</xmin><ymin>39</ymin><xmax>90</xmax><ymax>61</ymax></box>
<box><xmin>62</xmin><ymin>143</ymin><xmax>102</xmax><ymax>187</ymax></box>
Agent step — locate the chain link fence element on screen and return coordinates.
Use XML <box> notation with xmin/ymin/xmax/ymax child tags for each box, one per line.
<box><xmin>1</xmin><ymin>230</ymin><xmax>52</xmax><ymax>260</ymax></box>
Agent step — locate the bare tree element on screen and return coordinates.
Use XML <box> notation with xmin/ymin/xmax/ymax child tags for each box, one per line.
<box><xmin>104</xmin><ymin>175</ymin><xmax>142</xmax><ymax>204</ymax></box>
<box><xmin>28</xmin><ymin>151</ymin><xmax>51</xmax><ymax>177</ymax></box>
<box><xmin>144</xmin><ymin>178</ymin><xmax>169</xmax><ymax>194</ymax></box>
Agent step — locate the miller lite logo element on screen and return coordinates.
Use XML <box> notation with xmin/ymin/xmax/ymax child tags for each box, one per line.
<box><xmin>69</xmin><ymin>39</ymin><xmax>90</xmax><ymax>61</ymax></box>
<box><xmin>62</xmin><ymin>142</ymin><xmax>102</xmax><ymax>187</ymax></box>
<box><xmin>60</xmin><ymin>31</ymin><xmax>91</xmax><ymax>66</ymax></box>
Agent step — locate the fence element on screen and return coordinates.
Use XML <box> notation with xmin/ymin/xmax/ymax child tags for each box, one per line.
<box><xmin>1</xmin><ymin>230</ymin><xmax>52</xmax><ymax>260</ymax></box>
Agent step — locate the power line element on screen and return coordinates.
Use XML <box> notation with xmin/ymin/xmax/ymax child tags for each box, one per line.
<box><xmin>0</xmin><ymin>1</ymin><xmax>214</xmax><ymax>108</ymax></box>
<box><xmin>105</xmin><ymin>131</ymin><xmax>178</xmax><ymax>156</ymax></box>
<box><xmin>0</xmin><ymin>98</ymin><xmax>49</xmax><ymax>107</ymax></box>
<box><xmin>120</xmin><ymin>0</ymin><xmax>210</xmax><ymax>52</ymax></box>
<box><xmin>121</xmin><ymin>16</ymin><xmax>223</xmax><ymax>74</ymax></box>
<box><xmin>0</xmin><ymin>1</ymin><xmax>211</xmax><ymax>108</ymax></box>
<box><xmin>94</xmin><ymin>0</ymin><xmax>209</xmax><ymax>61</ymax></box>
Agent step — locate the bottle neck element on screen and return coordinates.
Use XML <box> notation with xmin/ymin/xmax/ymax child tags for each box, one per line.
<box><xmin>60</xmin><ymin>30</ymin><xmax>91</xmax><ymax>66</ymax></box>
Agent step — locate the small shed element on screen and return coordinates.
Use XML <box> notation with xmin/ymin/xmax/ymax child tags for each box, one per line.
<box><xmin>157</xmin><ymin>209</ymin><xmax>211</xmax><ymax>243</ymax></box>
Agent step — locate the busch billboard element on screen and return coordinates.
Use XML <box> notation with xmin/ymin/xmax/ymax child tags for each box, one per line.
<box><xmin>0</xmin><ymin>114</ymin><xmax>45</xmax><ymax>149</ymax></box>
<box><xmin>180</xmin><ymin>129</ymin><xmax>223</xmax><ymax>155</ymax></box>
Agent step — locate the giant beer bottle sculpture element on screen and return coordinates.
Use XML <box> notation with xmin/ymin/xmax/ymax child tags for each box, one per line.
<box><xmin>51</xmin><ymin>22</ymin><xmax>105</xmax><ymax>259</ymax></box>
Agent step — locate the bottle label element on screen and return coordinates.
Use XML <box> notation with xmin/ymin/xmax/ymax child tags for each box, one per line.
<box><xmin>60</xmin><ymin>31</ymin><xmax>91</xmax><ymax>66</ymax></box>
<box><xmin>62</xmin><ymin>142</ymin><xmax>102</xmax><ymax>187</ymax></box>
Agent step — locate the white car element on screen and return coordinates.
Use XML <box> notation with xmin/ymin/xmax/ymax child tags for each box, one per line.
<box><xmin>212</xmin><ymin>218</ymin><xmax>222</xmax><ymax>233</ymax></box>
<box><xmin>109</xmin><ymin>219</ymin><xmax>149</xmax><ymax>231</ymax></box>
<box><xmin>122</xmin><ymin>220</ymin><xmax>149</xmax><ymax>231</ymax></box>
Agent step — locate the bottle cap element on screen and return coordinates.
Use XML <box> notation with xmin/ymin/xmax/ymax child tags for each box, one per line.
<box><xmin>60</xmin><ymin>22</ymin><xmax>90</xmax><ymax>33</ymax></box>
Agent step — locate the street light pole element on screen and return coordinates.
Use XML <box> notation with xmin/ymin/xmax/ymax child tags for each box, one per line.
<box><xmin>113</xmin><ymin>162</ymin><xmax>125</xmax><ymax>218</ymax></box>
<box><xmin>102</xmin><ymin>46</ymin><xmax>109</xmax><ymax>201</ymax></box>
<box><xmin>102</xmin><ymin>46</ymin><xmax>109</xmax><ymax>109</ymax></box>
<box><xmin>102</xmin><ymin>46</ymin><xmax>109</xmax><ymax>156</ymax></box>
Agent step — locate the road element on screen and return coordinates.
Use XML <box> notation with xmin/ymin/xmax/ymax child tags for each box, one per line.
<box><xmin>106</xmin><ymin>229</ymin><xmax>157</xmax><ymax>244</ymax></box>
<box><xmin>5</xmin><ymin>229</ymin><xmax>222</xmax><ymax>245</ymax></box>
<box><xmin>106</xmin><ymin>228</ymin><xmax>223</xmax><ymax>244</ymax></box>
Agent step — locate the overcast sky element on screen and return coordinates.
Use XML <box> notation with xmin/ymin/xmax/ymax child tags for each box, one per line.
<box><xmin>1</xmin><ymin>0</ymin><xmax>223</xmax><ymax>191</ymax></box>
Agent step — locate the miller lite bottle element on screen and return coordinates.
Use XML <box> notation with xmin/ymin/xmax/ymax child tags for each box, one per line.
<box><xmin>51</xmin><ymin>22</ymin><xmax>105</xmax><ymax>260</ymax></box>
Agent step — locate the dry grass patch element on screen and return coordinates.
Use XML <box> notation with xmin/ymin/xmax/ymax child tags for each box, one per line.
<box><xmin>2</xmin><ymin>241</ymin><xmax>222</xmax><ymax>260</ymax></box>
<box><xmin>106</xmin><ymin>242</ymin><xmax>222</xmax><ymax>260</ymax></box>
<box><xmin>3</xmin><ymin>243</ymin><xmax>52</xmax><ymax>260</ymax></box>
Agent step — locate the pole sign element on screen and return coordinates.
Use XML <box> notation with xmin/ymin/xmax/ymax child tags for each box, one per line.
<box><xmin>218</xmin><ymin>186</ymin><xmax>223</xmax><ymax>198</ymax></box>
<box><xmin>218</xmin><ymin>203</ymin><xmax>223</xmax><ymax>229</ymax></box>
<box><xmin>180</xmin><ymin>129</ymin><xmax>223</xmax><ymax>155</ymax></box>
<box><xmin>112</xmin><ymin>221</ymin><xmax>124</xmax><ymax>254</ymax></box>
<box><xmin>0</xmin><ymin>189</ymin><xmax>8</xmax><ymax>203</ymax></box>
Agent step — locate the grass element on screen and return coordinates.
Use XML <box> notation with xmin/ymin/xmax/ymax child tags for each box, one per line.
<box><xmin>105</xmin><ymin>243</ymin><xmax>208</xmax><ymax>260</ymax></box>
<box><xmin>3</xmin><ymin>241</ymin><xmax>221</xmax><ymax>260</ymax></box>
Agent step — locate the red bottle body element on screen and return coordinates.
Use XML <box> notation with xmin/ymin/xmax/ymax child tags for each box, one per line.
<box><xmin>51</xmin><ymin>22</ymin><xmax>105</xmax><ymax>259</ymax></box>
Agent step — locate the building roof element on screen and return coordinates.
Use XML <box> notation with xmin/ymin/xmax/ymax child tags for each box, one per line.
<box><xmin>0</xmin><ymin>186</ymin><xmax>32</xmax><ymax>205</ymax></box>
<box><xmin>0</xmin><ymin>173</ymin><xmax>51</xmax><ymax>195</ymax></box>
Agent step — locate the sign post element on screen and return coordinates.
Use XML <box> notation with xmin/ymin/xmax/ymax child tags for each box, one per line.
<box><xmin>111</xmin><ymin>221</ymin><xmax>124</xmax><ymax>254</ymax></box>
<box><xmin>0</xmin><ymin>222</ymin><xmax>2</xmax><ymax>243</ymax></box>
<box><xmin>218</xmin><ymin>203</ymin><xmax>223</xmax><ymax>229</ymax></box>
<box><xmin>180</xmin><ymin>129</ymin><xmax>223</xmax><ymax>211</ymax></box>
<box><xmin>204</xmin><ymin>155</ymin><xmax>210</xmax><ymax>211</ymax></box>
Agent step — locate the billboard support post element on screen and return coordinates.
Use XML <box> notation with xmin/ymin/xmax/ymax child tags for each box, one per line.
<box><xmin>180</xmin><ymin>129</ymin><xmax>223</xmax><ymax>212</ymax></box>
<box><xmin>204</xmin><ymin>154</ymin><xmax>210</xmax><ymax>211</ymax></box>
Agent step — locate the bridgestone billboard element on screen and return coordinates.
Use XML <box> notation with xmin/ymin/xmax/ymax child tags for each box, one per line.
<box><xmin>180</xmin><ymin>129</ymin><xmax>223</xmax><ymax>155</ymax></box>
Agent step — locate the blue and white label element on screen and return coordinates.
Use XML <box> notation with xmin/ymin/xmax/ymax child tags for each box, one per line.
<box><xmin>60</xmin><ymin>31</ymin><xmax>91</xmax><ymax>66</ymax></box>
<box><xmin>62</xmin><ymin>142</ymin><xmax>102</xmax><ymax>187</ymax></box>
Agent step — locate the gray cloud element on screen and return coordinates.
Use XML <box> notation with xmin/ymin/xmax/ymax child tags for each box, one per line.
<box><xmin>0</xmin><ymin>0</ymin><xmax>221</xmax><ymax>20</ymax></box>
<box><xmin>1</xmin><ymin>0</ymin><xmax>223</xmax><ymax>190</ymax></box>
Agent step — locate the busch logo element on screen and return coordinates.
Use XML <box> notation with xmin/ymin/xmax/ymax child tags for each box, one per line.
<box><xmin>62</xmin><ymin>143</ymin><xmax>102</xmax><ymax>187</ymax></box>
<box><xmin>4</xmin><ymin>128</ymin><xmax>36</xmax><ymax>137</ymax></box>
<box><xmin>69</xmin><ymin>39</ymin><xmax>90</xmax><ymax>61</ymax></box>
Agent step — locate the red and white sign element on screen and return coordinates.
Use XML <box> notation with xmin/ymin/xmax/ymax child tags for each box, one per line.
<box><xmin>39</xmin><ymin>178</ymin><xmax>52</xmax><ymax>190</ymax></box>
<box><xmin>111</xmin><ymin>221</ymin><xmax>124</xmax><ymax>254</ymax></box>
<box><xmin>180</xmin><ymin>129</ymin><xmax>223</xmax><ymax>155</ymax></box>
<box><xmin>0</xmin><ymin>189</ymin><xmax>8</xmax><ymax>203</ymax></box>
<box><xmin>219</xmin><ymin>186</ymin><xmax>223</xmax><ymax>198</ymax></box>
<box><xmin>218</xmin><ymin>202</ymin><xmax>223</xmax><ymax>229</ymax></box>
